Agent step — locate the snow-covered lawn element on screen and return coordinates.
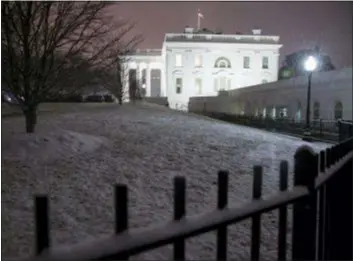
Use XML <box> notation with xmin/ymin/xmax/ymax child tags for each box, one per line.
<box><xmin>1</xmin><ymin>103</ymin><xmax>329</xmax><ymax>260</ymax></box>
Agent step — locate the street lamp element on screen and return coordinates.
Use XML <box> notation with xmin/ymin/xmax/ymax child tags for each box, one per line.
<box><xmin>303</xmin><ymin>55</ymin><xmax>318</xmax><ymax>141</ymax></box>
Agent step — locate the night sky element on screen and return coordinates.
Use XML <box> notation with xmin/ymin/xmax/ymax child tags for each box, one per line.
<box><xmin>114</xmin><ymin>1</ymin><xmax>352</xmax><ymax>68</ymax></box>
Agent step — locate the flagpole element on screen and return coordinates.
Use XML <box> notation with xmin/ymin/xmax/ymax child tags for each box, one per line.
<box><xmin>197</xmin><ymin>9</ymin><xmax>203</xmax><ymax>31</ymax></box>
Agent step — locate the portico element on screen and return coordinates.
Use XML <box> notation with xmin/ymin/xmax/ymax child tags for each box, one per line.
<box><xmin>124</xmin><ymin>49</ymin><xmax>165</xmax><ymax>101</ymax></box>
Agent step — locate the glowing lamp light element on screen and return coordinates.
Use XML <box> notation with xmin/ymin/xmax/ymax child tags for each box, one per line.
<box><xmin>142</xmin><ymin>84</ymin><xmax>146</xmax><ymax>89</ymax></box>
<box><xmin>304</xmin><ymin>56</ymin><xmax>317</xmax><ymax>72</ymax></box>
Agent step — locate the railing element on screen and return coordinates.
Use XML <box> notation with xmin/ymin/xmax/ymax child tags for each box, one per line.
<box><xmin>165</xmin><ymin>33</ymin><xmax>280</xmax><ymax>43</ymax></box>
<box><xmin>7</xmin><ymin>137</ymin><xmax>352</xmax><ymax>261</ymax></box>
<box><xmin>196</xmin><ymin>112</ymin><xmax>342</xmax><ymax>142</ymax></box>
<box><xmin>338</xmin><ymin>120</ymin><xmax>353</xmax><ymax>142</ymax></box>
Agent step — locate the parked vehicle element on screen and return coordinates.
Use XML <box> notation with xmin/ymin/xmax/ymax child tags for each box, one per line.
<box><xmin>1</xmin><ymin>90</ymin><xmax>21</xmax><ymax>105</ymax></box>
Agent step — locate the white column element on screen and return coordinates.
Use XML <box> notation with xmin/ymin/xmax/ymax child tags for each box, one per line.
<box><xmin>146</xmin><ymin>64</ymin><xmax>151</xmax><ymax>97</ymax></box>
<box><xmin>136</xmin><ymin>63</ymin><xmax>140</xmax><ymax>87</ymax></box>
<box><xmin>123</xmin><ymin>65</ymin><xmax>130</xmax><ymax>102</ymax></box>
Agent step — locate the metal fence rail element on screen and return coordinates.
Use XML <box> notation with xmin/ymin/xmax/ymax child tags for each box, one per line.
<box><xmin>196</xmin><ymin>112</ymin><xmax>343</xmax><ymax>142</ymax></box>
<box><xmin>7</xmin><ymin>139</ymin><xmax>353</xmax><ymax>261</ymax></box>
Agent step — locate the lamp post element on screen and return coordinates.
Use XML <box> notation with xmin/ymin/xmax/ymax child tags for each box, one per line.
<box><xmin>303</xmin><ymin>55</ymin><xmax>317</xmax><ymax>141</ymax></box>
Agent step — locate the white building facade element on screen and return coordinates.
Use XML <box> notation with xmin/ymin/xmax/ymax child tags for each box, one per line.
<box><xmin>123</xmin><ymin>27</ymin><xmax>282</xmax><ymax>110</ymax></box>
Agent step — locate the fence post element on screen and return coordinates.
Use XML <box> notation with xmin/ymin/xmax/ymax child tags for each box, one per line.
<box><xmin>292</xmin><ymin>145</ymin><xmax>318</xmax><ymax>261</ymax></box>
<box><xmin>251</xmin><ymin>166</ymin><xmax>263</xmax><ymax>261</ymax></box>
<box><xmin>35</xmin><ymin>195</ymin><xmax>50</xmax><ymax>255</ymax></box>
<box><xmin>115</xmin><ymin>184</ymin><xmax>129</xmax><ymax>260</ymax></box>
<box><xmin>174</xmin><ymin>176</ymin><xmax>186</xmax><ymax>260</ymax></box>
<box><xmin>278</xmin><ymin>161</ymin><xmax>289</xmax><ymax>260</ymax></box>
<box><xmin>323</xmin><ymin>143</ymin><xmax>353</xmax><ymax>260</ymax></box>
<box><xmin>217</xmin><ymin>170</ymin><xmax>229</xmax><ymax>261</ymax></box>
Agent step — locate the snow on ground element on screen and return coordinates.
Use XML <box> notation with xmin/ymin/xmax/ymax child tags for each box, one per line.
<box><xmin>1</xmin><ymin>103</ymin><xmax>330</xmax><ymax>260</ymax></box>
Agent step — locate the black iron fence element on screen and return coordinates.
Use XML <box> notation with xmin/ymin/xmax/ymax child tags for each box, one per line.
<box><xmin>7</xmin><ymin>138</ymin><xmax>353</xmax><ymax>261</ymax></box>
<box><xmin>196</xmin><ymin>112</ymin><xmax>344</xmax><ymax>142</ymax></box>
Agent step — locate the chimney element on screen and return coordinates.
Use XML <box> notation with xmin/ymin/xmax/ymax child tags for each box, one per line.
<box><xmin>252</xmin><ymin>28</ymin><xmax>262</xmax><ymax>35</ymax></box>
<box><xmin>184</xmin><ymin>26</ymin><xmax>194</xmax><ymax>34</ymax></box>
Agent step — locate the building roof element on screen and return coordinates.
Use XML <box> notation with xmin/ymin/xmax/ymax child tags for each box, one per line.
<box><xmin>128</xmin><ymin>49</ymin><xmax>162</xmax><ymax>56</ymax></box>
<box><xmin>165</xmin><ymin>33</ymin><xmax>280</xmax><ymax>45</ymax></box>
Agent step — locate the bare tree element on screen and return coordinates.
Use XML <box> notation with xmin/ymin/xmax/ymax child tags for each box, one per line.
<box><xmin>90</xmin><ymin>30</ymin><xmax>143</xmax><ymax>105</ymax></box>
<box><xmin>1</xmin><ymin>1</ymin><xmax>140</xmax><ymax>133</ymax></box>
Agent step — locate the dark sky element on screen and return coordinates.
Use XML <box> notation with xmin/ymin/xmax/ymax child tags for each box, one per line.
<box><xmin>114</xmin><ymin>1</ymin><xmax>352</xmax><ymax>68</ymax></box>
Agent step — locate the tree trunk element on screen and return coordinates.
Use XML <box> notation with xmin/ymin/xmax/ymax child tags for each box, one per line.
<box><xmin>24</xmin><ymin>107</ymin><xmax>37</xmax><ymax>133</ymax></box>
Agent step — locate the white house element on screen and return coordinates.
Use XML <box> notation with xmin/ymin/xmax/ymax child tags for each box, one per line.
<box><xmin>123</xmin><ymin>27</ymin><xmax>282</xmax><ymax>110</ymax></box>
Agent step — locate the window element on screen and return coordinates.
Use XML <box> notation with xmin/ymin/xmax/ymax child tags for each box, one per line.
<box><xmin>219</xmin><ymin>61</ymin><xmax>226</xmax><ymax>68</ymax></box>
<box><xmin>262</xmin><ymin>56</ymin><xmax>269</xmax><ymax>69</ymax></box>
<box><xmin>214</xmin><ymin>57</ymin><xmax>231</xmax><ymax>68</ymax></box>
<box><xmin>195</xmin><ymin>54</ymin><xmax>202</xmax><ymax>67</ymax></box>
<box><xmin>214</xmin><ymin>77</ymin><xmax>231</xmax><ymax>92</ymax></box>
<box><xmin>243</xmin><ymin>56</ymin><xmax>250</xmax><ymax>69</ymax></box>
<box><xmin>334</xmin><ymin>101</ymin><xmax>343</xmax><ymax>120</ymax></box>
<box><xmin>175</xmin><ymin>54</ymin><xmax>182</xmax><ymax>67</ymax></box>
<box><xmin>296</xmin><ymin>101</ymin><xmax>302</xmax><ymax>121</ymax></box>
<box><xmin>195</xmin><ymin>78</ymin><xmax>202</xmax><ymax>95</ymax></box>
<box><xmin>279</xmin><ymin>107</ymin><xmax>288</xmax><ymax>118</ymax></box>
<box><xmin>176</xmin><ymin>78</ymin><xmax>182</xmax><ymax>94</ymax></box>
<box><xmin>313</xmin><ymin>102</ymin><xmax>320</xmax><ymax>119</ymax></box>
<box><xmin>262</xmin><ymin>79</ymin><xmax>268</xmax><ymax>84</ymax></box>
<box><xmin>219</xmin><ymin>77</ymin><xmax>227</xmax><ymax>91</ymax></box>
<box><xmin>272</xmin><ymin>107</ymin><xmax>276</xmax><ymax>118</ymax></box>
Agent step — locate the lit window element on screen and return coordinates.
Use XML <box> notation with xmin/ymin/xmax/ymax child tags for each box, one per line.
<box><xmin>175</xmin><ymin>54</ymin><xmax>182</xmax><ymax>67</ymax></box>
<box><xmin>195</xmin><ymin>54</ymin><xmax>202</xmax><ymax>67</ymax></box>
<box><xmin>176</xmin><ymin>78</ymin><xmax>182</xmax><ymax>94</ymax></box>
<box><xmin>243</xmin><ymin>56</ymin><xmax>250</xmax><ymax>69</ymax></box>
<box><xmin>279</xmin><ymin>107</ymin><xmax>288</xmax><ymax>118</ymax></box>
<box><xmin>262</xmin><ymin>56</ymin><xmax>269</xmax><ymax>69</ymax></box>
<box><xmin>195</xmin><ymin>78</ymin><xmax>202</xmax><ymax>94</ymax></box>
<box><xmin>334</xmin><ymin>101</ymin><xmax>343</xmax><ymax>120</ymax></box>
<box><xmin>313</xmin><ymin>102</ymin><xmax>320</xmax><ymax>119</ymax></box>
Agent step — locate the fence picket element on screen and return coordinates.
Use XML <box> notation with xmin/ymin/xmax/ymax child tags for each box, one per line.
<box><xmin>217</xmin><ymin>170</ymin><xmax>229</xmax><ymax>260</ymax></box>
<box><xmin>11</xmin><ymin>137</ymin><xmax>353</xmax><ymax>261</ymax></box>
<box><xmin>325</xmin><ymin>147</ymin><xmax>331</xmax><ymax>168</ymax></box>
<box><xmin>35</xmin><ymin>196</ymin><xmax>50</xmax><ymax>255</ymax></box>
<box><xmin>251</xmin><ymin>166</ymin><xmax>263</xmax><ymax>261</ymax></box>
<box><xmin>319</xmin><ymin>151</ymin><xmax>325</xmax><ymax>172</ymax></box>
<box><xmin>173</xmin><ymin>176</ymin><xmax>186</xmax><ymax>260</ymax></box>
<box><xmin>278</xmin><ymin>161</ymin><xmax>288</xmax><ymax>260</ymax></box>
<box><xmin>115</xmin><ymin>184</ymin><xmax>129</xmax><ymax>260</ymax></box>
